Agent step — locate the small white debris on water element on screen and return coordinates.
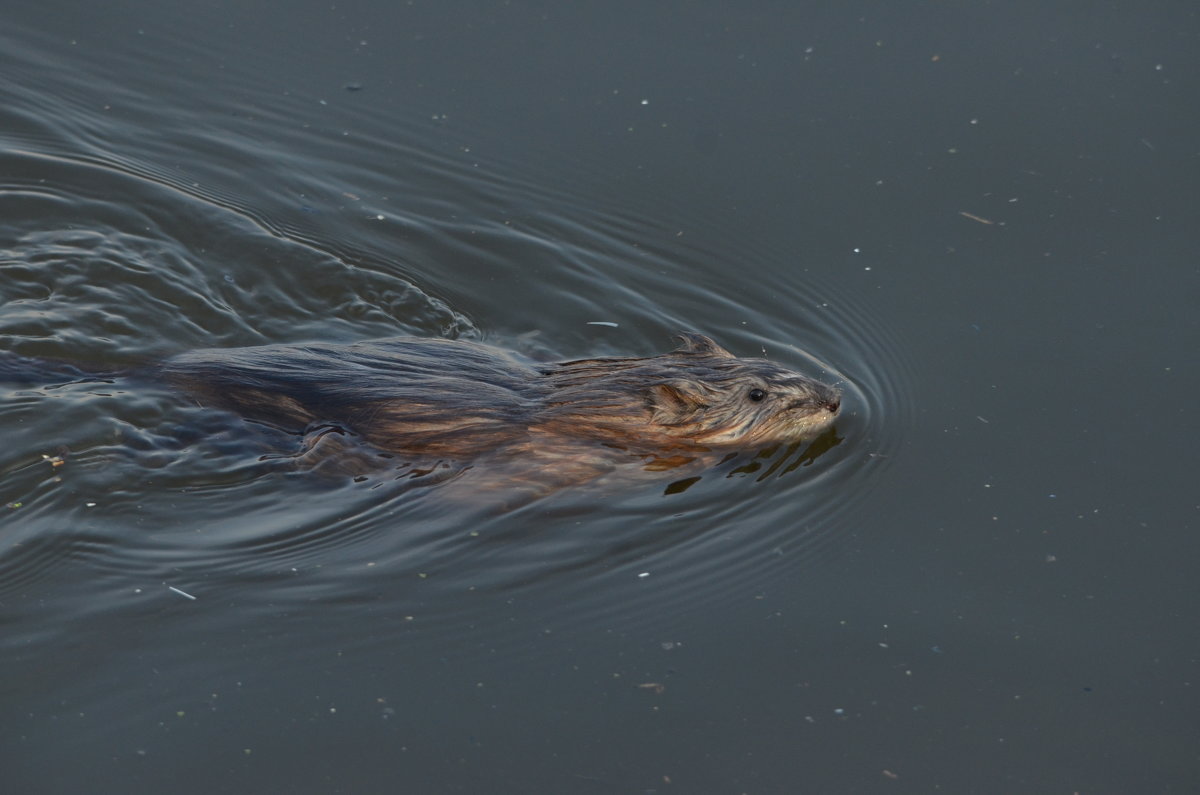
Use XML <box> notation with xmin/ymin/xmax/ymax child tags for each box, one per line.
<box><xmin>637</xmin><ymin>572</ymin><xmax>650</xmax><ymax>579</ymax></box>
<box><xmin>168</xmin><ymin>585</ymin><xmax>197</xmax><ymax>601</ymax></box>
<box><xmin>587</xmin><ymin>321</ymin><xmax>620</xmax><ymax>327</ymax></box>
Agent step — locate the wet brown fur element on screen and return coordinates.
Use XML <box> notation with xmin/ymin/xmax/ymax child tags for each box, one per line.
<box><xmin>162</xmin><ymin>333</ymin><xmax>841</xmax><ymax>465</ymax></box>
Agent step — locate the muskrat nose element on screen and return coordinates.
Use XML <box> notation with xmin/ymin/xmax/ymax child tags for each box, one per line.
<box><xmin>825</xmin><ymin>398</ymin><xmax>841</xmax><ymax>414</ymax></box>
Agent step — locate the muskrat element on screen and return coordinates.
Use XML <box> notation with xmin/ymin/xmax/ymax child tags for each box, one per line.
<box><xmin>160</xmin><ymin>332</ymin><xmax>840</xmax><ymax>458</ymax></box>
<box><xmin>4</xmin><ymin>333</ymin><xmax>841</xmax><ymax>492</ymax></box>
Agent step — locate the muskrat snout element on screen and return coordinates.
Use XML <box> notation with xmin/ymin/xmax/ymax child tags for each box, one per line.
<box><xmin>785</xmin><ymin>381</ymin><xmax>841</xmax><ymax>415</ymax></box>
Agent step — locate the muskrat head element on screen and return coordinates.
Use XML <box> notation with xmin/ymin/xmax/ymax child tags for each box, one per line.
<box><xmin>645</xmin><ymin>333</ymin><xmax>841</xmax><ymax>447</ymax></box>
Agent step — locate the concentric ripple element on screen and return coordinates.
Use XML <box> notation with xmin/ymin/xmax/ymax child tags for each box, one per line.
<box><xmin>0</xmin><ymin>32</ymin><xmax>912</xmax><ymax>659</ymax></box>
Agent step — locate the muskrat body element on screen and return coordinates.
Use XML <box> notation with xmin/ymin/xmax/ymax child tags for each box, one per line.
<box><xmin>160</xmin><ymin>333</ymin><xmax>841</xmax><ymax>467</ymax></box>
<box><xmin>2</xmin><ymin>333</ymin><xmax>840</xmax><ymax>493</ymax></box>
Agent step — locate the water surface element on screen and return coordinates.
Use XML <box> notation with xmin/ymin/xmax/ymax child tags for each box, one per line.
<box><xmin>2</xmin><ymin>3</ymin><xmax>1196</xmax><ymax>793</ymax></box>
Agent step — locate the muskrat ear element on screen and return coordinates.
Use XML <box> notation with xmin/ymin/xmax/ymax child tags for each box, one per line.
<box><xmin>648</xmin><ymin>380</ymin><xmax>709</xmax><ymax>425</ymax></box>
<box><xmin>673</xmin><ymin>332</ymin><xmax>734</xmax><ymax>358</ymax></box>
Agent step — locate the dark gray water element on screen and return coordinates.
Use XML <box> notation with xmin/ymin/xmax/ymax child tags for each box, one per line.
<box><xmin>1</xmin><ymin>3</ymin><xmax>1196</xmax><ymax>793</ymax></box>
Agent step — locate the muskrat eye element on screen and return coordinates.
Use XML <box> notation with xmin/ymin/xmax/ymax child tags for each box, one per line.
<box><xmin>748</xmin><ymin>388</ymin><xmax>766</xmax><ymax>402</ymax></box>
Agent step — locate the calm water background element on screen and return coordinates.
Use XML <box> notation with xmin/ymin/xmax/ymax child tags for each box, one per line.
<box><xmin>1</xmin><ymin>2</ymin><xmax>1196</xmax><ymax>793</ymax></box>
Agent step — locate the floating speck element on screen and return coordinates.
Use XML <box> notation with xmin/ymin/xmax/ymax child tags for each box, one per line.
<box><xmin>959</xmin><ymin>210</ymin><xmax>994</xmax><ymax>225</ymax></box>
<box><xmin>167</xmin><ymin>585</ymin><xmax>196</xmax><ymax>601</ymax></box>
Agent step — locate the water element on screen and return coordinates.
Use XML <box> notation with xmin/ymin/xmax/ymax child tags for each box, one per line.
<box><xmin>2</xmin><ymin>3</ymin><xmax>1197</xmax><ymax>793</ymax></box>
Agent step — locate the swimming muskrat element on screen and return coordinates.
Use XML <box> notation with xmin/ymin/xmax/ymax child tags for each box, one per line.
<box><xmin>161</xmin><ymin>332</ymin><xmax>840</xmax><ymax>456</ymax></box>
<box><xmin>3</xmin><ymin>333</ymin><xmax>841</xmax><ymax>492</ymax></box>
